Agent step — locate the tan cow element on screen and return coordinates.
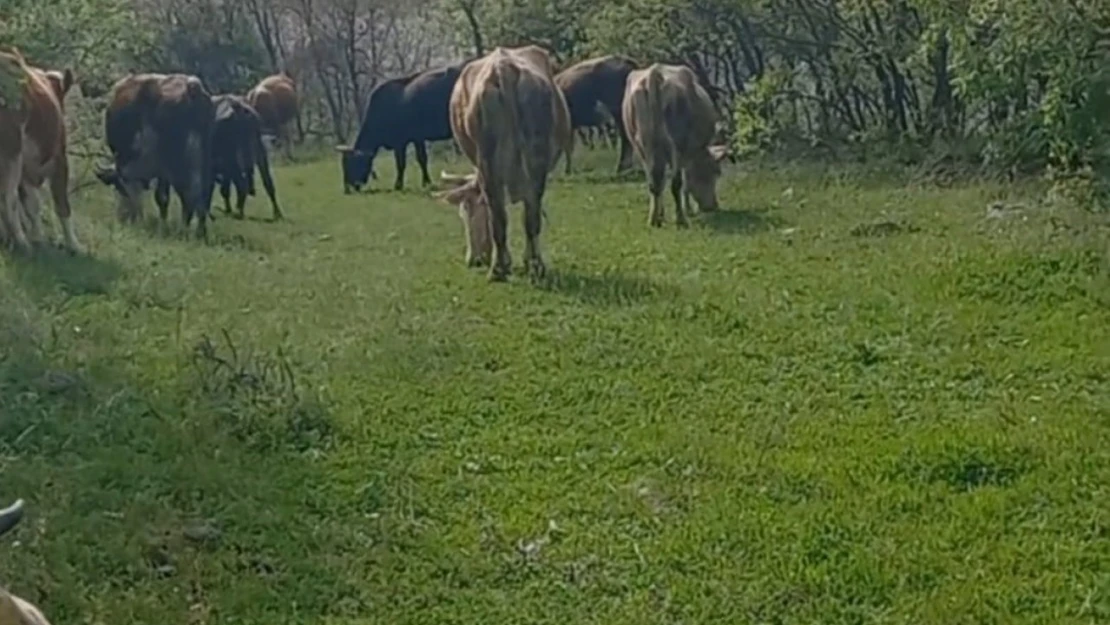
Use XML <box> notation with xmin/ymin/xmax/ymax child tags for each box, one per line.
<box><xmin>622</xmin><ymin>63</ymin><xmax>729</xmax><ymax>228</ymax></box>
<box><xmin>0</xmin><ymin>48</ymin><xmax>80</xmax><ymax>255</ymax></box>
<box><xmin>435</xmin><ymin>45</ymin><xmax>572</xmax><ymax>282</ymax></box>
<box><xmin>0</xmin><ymin>500</ymin><xmax>52</xmax><ymax>625</ymax></box>
<box><xmin>246</xmin><ymin>73</ymin><xmax>299</xmax><ymax>160</ymax></box>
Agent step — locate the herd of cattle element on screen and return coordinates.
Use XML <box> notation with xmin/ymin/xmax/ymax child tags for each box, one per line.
<box><xmin>0</xmin><ymin>45</ymin><xmax>734</xmax><ymax>623</ymax></box>
<box><xmin>0</xmin><ymin>44</ymin><xmax>729</xmax><ymax>282</ymax></box>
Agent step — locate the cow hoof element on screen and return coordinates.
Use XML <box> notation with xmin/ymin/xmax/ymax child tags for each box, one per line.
<box><xmin>488</xmin><ymin>265</ymin><xmax>510</xmax><ymax>282</ymax></box>
<box><xmin>676</xmin><ymin>218</ymin><xmax>690</xmax><ymax>228</ymax></box>
<box><xmin>528</xmin><ymin>261</ymin><xmax>547</xmax><ymax>282</ymax></box>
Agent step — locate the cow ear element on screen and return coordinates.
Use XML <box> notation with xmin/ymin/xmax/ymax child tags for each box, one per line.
<box><xmin>708</xmin><ymin>144</ymin><xmax>730</xmax><ymax>162</ymax></box>
<box><xmin>62</xmin><ymin>69</ymin><xmax>75</xmax><ymax>95</ymax></box>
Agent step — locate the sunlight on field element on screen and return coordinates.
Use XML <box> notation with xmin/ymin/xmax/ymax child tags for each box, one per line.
<box><xmin>1</xmin><ymin>147</ymin><xmax>1108</xmax><ymax>624</ymax></box>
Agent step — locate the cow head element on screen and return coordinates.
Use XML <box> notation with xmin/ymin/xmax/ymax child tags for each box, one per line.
<box><xmin>334</xmin><ymin>145</ymin><xmax>377</xmax><ymax>193</ymax></box>
<box><xmin>684</xmin><ymin>143</ymin><xmax>730</xmax><ymax>211</ymax></box>
<box><xmin>434</xmin><ymin>170</ymin><xmax>492</xmax><ymax>268</ymax></box>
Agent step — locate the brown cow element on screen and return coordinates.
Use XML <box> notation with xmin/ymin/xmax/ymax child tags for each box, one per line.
<box><xmin>246</xmin><ymin>73</ymin><xmax>299</xmax><ymax>160</ymax></box>
<box><xmin>554</xmin><ymin>55</ymin><xmax>637</xmax><ymax>175</ymax></box>
<box><xmin>96</xmin><ymin>73</ymin><xmax>215</xmax><ymax>238</ymax></box>
<box><xmin>435</xmin><ymin>45</ymin><xmax>572</xmax><ymax>282</ymax></box>
<box><xmin>0</xmin><ymin>48</ymin><xmax>80</xmax><ymax>255</ymax></box>
<box><xmin>0</xmin><ymin>500</ymin><xmax>53</xmax><ymax>625</ymax></box>
<box><xmin>622</xmin><ymin>63</ymin><xmax>729</xmax><ymax>228</ymax></box>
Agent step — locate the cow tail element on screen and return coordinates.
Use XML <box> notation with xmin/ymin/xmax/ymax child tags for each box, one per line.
<box><xmin>494</xmin><ymin>59</ymin><xmax>529</xmax><ymax>199</ymax></box>
<box><xmin>644</xmin><ymin>64</ymin><xmax>673</xmax><ymax>171</ymax></box>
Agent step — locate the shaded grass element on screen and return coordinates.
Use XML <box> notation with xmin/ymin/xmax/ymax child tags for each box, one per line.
<box><xmin>0</xmin><ymin>144</ymin><xmax>1108</xmax><ymax>624</ymax></box>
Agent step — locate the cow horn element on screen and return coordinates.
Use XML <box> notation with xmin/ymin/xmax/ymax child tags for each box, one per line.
<box><xmin>0</xmin><ymin>499</ymin><xmax>25</xmax><ymax>537</ymax></box>
<box><xmin>93</xmin><ymin>165</ymin><xmax>117</xmax><ymax>185</ymax></box>
<box><xmin>708</xmin><ymin>144</ymin><xmax>730</xmax><ymax>162</ymax></box>
<box><xmin>439</xmin><ymin>171</ymin><xmax>474</xmax><ymax>186</ymax></box>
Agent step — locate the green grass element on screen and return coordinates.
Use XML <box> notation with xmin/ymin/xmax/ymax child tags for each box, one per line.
<box><xmin>1</xmin><ymin>145</ymin><xmax>1109</xmax><ymax>624</ymax></box>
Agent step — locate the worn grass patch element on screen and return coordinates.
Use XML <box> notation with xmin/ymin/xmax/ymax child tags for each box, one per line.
<box><xmin>0</xmin><ymin>146</ymin><xmax>1108</xmax><ymax>624</ymax></box>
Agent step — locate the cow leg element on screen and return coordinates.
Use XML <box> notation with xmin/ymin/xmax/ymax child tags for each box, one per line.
<box><xmin>219</xmin><ymin>178</ymin><xmax>233</xmax><ymax>215</ymax></box>
<box><xmin>523</xmin><ymin>176</ymin><xmax>548</xmax><ymax>281</ymax></box>
<box><xmin>154</xmin><ymin>178</ymin><xmax>170</xmax><ymax>223</ymax></box>
<box><xmin>613</xmin><ymin>108</ymin><xmax>635</xmax><ymax>173</ymax></box>
<box><xmin>47</xmin><ymin>155</ymin><xmax>80</xmax><ymax>253</ymax></box>
<box><xmin>1</xmin><ymin>165</ymin><xmax>30</xmax><ymax>255</ymax></box>
<box><xmin>393</xmin><ymin>146</ymin><xmax>407</xmax><ymax>191</ymax></box>
<box><xmin>564</xmin><ymin>136</ymin><xmax>574</xmax><ymax>175</ymax></box>
<box><xmin>670</xmin><ymin>170</ymin><xmax>688</xmax><ymax>227</ymax></box>
<box><xmin>280</xmin><ymin>125</ymin><xmax>295</xmax><ymax>162</ymax></box>
<box><xmin>18</xmin><ymin>185</ymin><xmax>45</xmax><ymax>248</ymax></box>
<box><xmin>253</xmin><ymin>134</ymin><xmax>282</xmax><ymax>220</ymax></box>
<box><xmin>192</xmin><ymin>131</ymin><xmax>214</xmax><ymax>239</ymax></box>
<box><xmin>414</xmin><ymin>141</ymin><xmax>432</xmax><ymax>187</ymax></box>
<box><xmin>647</xmin><ymin>161</ymin><xmax>666</xmax><ymax>228</ymax></box>
<box><xmin>233</xmin><ymin>173</ymin><xmax>249</xmax><ymax>219</ymax></box>
<box><xmin>484</xmin><ymin>174</ymin><xmax>511</xmax><ymax>282</ymax></box>
<box><xmin>174</xmin><ymin>185</ymin><xmax>191</xmax><ymax>226</ymax></box>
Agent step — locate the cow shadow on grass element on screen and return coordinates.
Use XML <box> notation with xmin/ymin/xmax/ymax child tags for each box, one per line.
<box><xmin>537</xmin><ymin>267</ymin><xmax>676</xmax><ymax>306</ymax></box>
<box><xmin>8</xmin><ymin>245</ymin><xmax>124</xmax><ymax>299</ymax></box>
<box><xmin>136</xmin><ymin>217</ymin><xmax>273</xmax><ymax>254</ymax></box>
<box><xmin>696</xmin><ymin>208</ymin><xmax>787</xmax><ymax>235</ymax></box>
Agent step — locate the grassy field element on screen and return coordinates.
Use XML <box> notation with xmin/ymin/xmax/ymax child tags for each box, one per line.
<box><xmin>0</xmin><ymin>146</ymin><xmax>1108</xmax><ymax>624</ymax></box>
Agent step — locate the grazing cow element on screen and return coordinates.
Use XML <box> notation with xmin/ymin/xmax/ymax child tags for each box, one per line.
<box><xmin>96</xmin><ymin>73</ymin><xmax>215</xmax><ymax>237</ymax></box>
<box><xmin>246</xmin><ymin>73</ymin><xmax>300</xmax><ymax>160</ymax></box>
<box><xmin>554</xmin><ymin>55</ymin><xmax>637</xmax><ymax>174</ymax></box>
<box><xmin>623</xmin><ymin>63</ymin><xmax>729</xmax><ymax>228</ymax></box>
<box><xmin>208</xmin><ymin>94</ymin><xmax>281</xmax><ymax>220</ymax></box>
<box><xmin>0</xmin><ymin>499</ymin><xmax>53</xmax><ymax>625</ymax></box>
<box><xmin>336</xmin><ymin>63</ymin><xmax>463</xmax><ymax>193</ymax></box>
<box><xmin>435</xmin><ymin>45</ymin><xmax>571</xmax><ymax>282</ymax></box>
<box><xmin>0</xmin><ymin>48</ymin><xmax>80</xmax><ymax>255</ymax></box>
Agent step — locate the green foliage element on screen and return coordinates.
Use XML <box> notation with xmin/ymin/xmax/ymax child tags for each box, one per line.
<box><xmin>731</xmin><ymin>68</ymin><xmax>792</xmax><ymax>156</ymax></box>
<box><xmin>0</xmin><ymin>0</ymin><xmax>156</xmax><ymax>89</ymax></box>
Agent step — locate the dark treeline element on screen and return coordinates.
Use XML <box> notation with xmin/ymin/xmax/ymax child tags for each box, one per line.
<box><xmin>3</xmin><ymin>0</ymin><xmax>1109</xmax><ymax>200</ymax></box>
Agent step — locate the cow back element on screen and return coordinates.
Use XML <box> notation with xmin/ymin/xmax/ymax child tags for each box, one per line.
<box><xmin>353</xmin><ymin>64</ymin><xmax>461</xmax><ymax>151</ymax></box>
<box><xmin>247</xmin><ymin>74</ymin><xmax>297</xmax><ymax>129</ymax></box>
<box><xmin>554</xmin><ymin>55</ymin><xmax>637</xmax><ymax>126</ymax></box>
<box><xmin>105</xmin><ymin>73</ymin><xmax>214</xmax><ymax>177</ymax></box>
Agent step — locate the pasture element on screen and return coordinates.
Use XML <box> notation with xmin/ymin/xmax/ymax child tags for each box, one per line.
<box><xmin>1</xmin><ymin>147</ymin><xmax>1108</xmax><ymax>624</ymax></box>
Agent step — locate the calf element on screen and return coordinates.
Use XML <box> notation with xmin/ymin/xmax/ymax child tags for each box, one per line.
<box><xmin>435</xmin><ymin>45</ymin><xmax>571</xmax><ymax>282</ymax></box>
<box><xmin>209</xmin><ymin>94</ymin><xmax>281</xmax><ymax>220</ymax></box>
<box><xmin>96</xmin><ymin>73</ymin><xmax>215</xmax><ymax>238</ymax></box>
<box><xmin>0</xmin><ymin>499</ymin><xmax>53</xmax><ymax>625</ymax></box>
<box><xmin>336</xmin><ymin>63</ymin><xmax>463</xmax><ymax>193</ymax></box>
<box><xmin>554</xmin><ymin>55</ymin><xmax>637</xmax><ymax>174</ymax></box>
<box><xmin>622</xmin><ymin>63</ymin><xmax>729</xmax><ymax>228</ymax></box>
<box><xmin>0</xmin><ymin>48</ymin><xmax>80</xmax><ymax>255</ymax></box>
<box><xmin>246</xmin><ymin>73</ymin><xmax>300</xmax><ymax>160</ymax></box>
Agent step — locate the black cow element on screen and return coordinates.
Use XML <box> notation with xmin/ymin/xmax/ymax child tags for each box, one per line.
<box><xmin>554</xmin><ymin>55</ymin><xmax>637</xmax><ymax>174</ymax></box>
<box><xmin>96</xmin><ymin>73</ymin><xmax>215</xmax><ymax>237</ymax></box>
<box><xmin>208</xmin><ymin>94</ymin><xmax>281</xmax><ymax>220</ymax></box>
<box><xmin>336</xmin><ymin>63</ymin><xmax>465</xmax><ymax>193</ymax></box>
